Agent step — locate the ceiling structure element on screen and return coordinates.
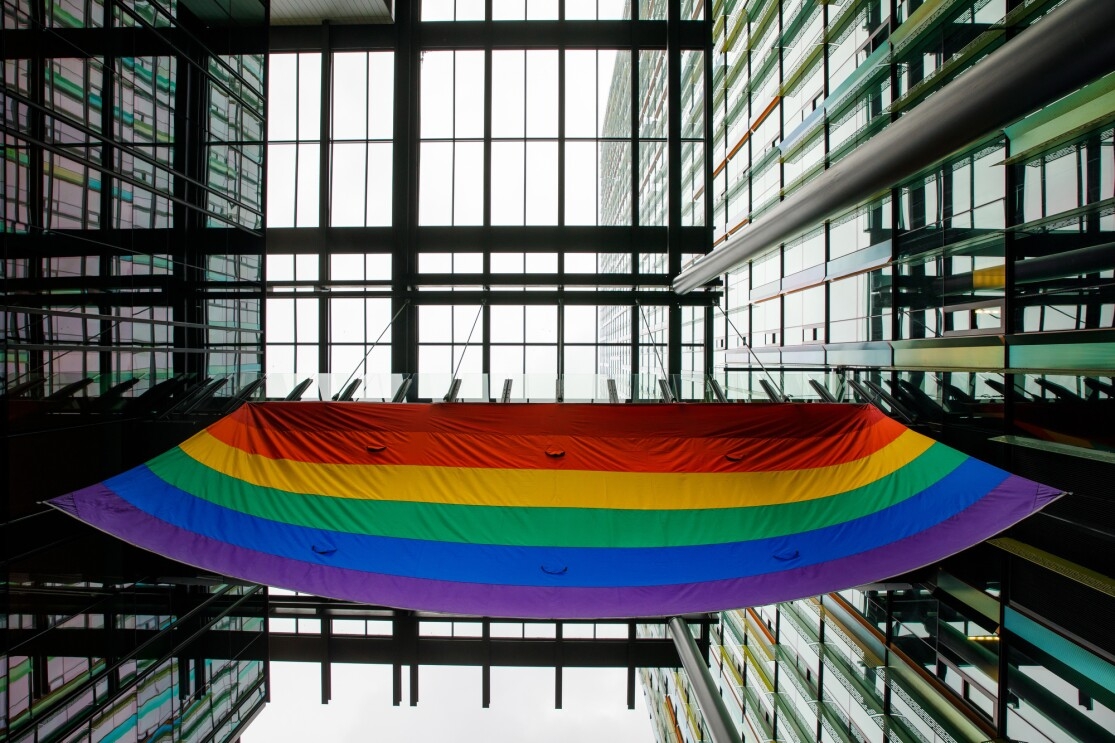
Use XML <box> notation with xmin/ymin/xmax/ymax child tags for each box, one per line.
<box><xmin>269</xmin><ymin>0</ymin><xmax>392</xmax><ymax>24</ymax></box>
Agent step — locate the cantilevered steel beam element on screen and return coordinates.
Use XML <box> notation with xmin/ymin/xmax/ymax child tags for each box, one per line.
<box><xmin>673</xmin><ymin>0</ymin><xmax>1115</xmax><ymax>295</ymax></box>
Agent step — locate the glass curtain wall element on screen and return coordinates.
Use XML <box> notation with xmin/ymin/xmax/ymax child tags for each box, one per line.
<box><xmin>262</xmin><ymin>0</ymin><xmax>715</xmax><ymax>402</ymax></box>
<box><xmin>2</xmin><ymin>0</ymin><xmax>266</xmax><ymax>406</ymax></box>
<box><xmin>648</xmin><ymin>2</ymin><xmax>1115</xmax><ymax>742</ymax></box>
<box><xmin>707</xmin><ymin>0</ymin><xmax>1113</xmax><ymax>431</ymax></box>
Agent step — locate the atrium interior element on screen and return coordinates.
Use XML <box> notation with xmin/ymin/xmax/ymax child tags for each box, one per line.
<box><xmin>3</xmin><ymin>0</ymin><xmax>1115</xmax><ymax>741</ymax></box>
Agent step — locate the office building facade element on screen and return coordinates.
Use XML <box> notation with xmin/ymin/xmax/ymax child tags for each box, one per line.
<box><xmin>637</xmin><ymin>0</ymin><xmax>1115</xmax><ymax>742</ymax></box>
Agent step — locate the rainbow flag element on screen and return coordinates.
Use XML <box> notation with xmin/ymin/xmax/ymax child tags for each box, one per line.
<box><xmin>51</xmin><ymin>402</ymin><xmax>1060</xmax><ymax>618</ymax></box>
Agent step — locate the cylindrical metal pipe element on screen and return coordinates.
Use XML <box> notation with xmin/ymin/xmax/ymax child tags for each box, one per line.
<box><xmin>673</xmin><ymin>0</ymin><xmax>1115</xmax><ymax>294</ymax></box>
<box><xmin>667</xmin><ymin>616</ymin><xmax>740</xmax><ymax>743</ymax></box>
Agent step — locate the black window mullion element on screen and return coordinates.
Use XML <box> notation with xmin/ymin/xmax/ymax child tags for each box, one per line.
<box><xmin>557</xmin><ymin>47</ymin><xmax>566</xmax><ymax>227</ymax></box>
<box><xmin>391</xmin><ymin>0</ymin><xmax>418</xmax><ymax>385</ymax></box>
<box><xmin>483</xmin><ymin>48</ymin><xmax>492</xmax><ymax>227</ymax></box>
<box><xmin>319</xmin><ymin>28</ymin><xmax>332</xmax><ymax>374</ymax></box>
<box><xmin>666</xmin><ymin>1</ymin><xmax>681</xmax><ymax>383</ymax></box>
<box><xmin>363</xmin><ymin>51</ymin><xmax>371</xmax><ymax>228</ymax></box>
<box><xmin>522</xmin><ymin>50</ymin><xmax>527</xmax><ymax>225</ymax></box>
<box><xmin>291</xmin><ymin>55</ymin><xmax>301</xmax><ymax>227</ymax></box>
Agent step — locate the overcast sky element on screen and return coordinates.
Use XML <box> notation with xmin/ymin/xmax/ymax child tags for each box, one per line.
<box><xmin>246</xmin><ymin>662</ymin><xmax>653</xmax><ymax>742</ymax></box>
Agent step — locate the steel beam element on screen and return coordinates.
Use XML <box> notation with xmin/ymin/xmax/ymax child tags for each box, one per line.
<box><xmin>673</xmin><ymin>0</ymin><xmax>1115</xmax><ymax>294</ymax></box>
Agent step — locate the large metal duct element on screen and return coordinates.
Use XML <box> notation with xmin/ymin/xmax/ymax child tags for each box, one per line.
<box><xmin>673</xmin><ymin>0</ymin><xmax>1115</xmax><ymax>294</ymax></box>
<box><xmin>667</xmin><ymin>617</ymin><xmax>741</xmax><ymax>743</ymax></box>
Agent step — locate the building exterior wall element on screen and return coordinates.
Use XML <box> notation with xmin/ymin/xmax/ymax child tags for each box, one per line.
<box><xmin>638</xmin><ymin>0</ymin><xmax>1115</xmax><ymax>741</ymax></box>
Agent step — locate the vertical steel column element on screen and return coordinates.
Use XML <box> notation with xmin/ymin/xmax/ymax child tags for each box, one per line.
<box><xmin>320</xmin><ymin>604</ymin><xmax>332</xmax><ymax>704</ymax></box>
<box><xmin>630</xmin><ymin>46</ymin><xmax>642</xmax><ymax>394</ymax></box>
<box><xmin>26</xmin><ymin>0</ymin><xmax>47</xmax><ymax>382</ymax></box>
<box><xmin>318</xmin><ymin>22</ymin><xmax>332</xmax><ymax>375</ymax></box>
<box><xmin>99</xmin><ymin>7</ymin><xmax>116</xmax><ymax>390</ymax></box>
<box><xmin>555</xmin><ymin>622</ymin><xmax>563</xmax><ymax>709</ymax></box>
<box><xmin>391</xmin><ymin>0</ymin><xmax>419</xmax><ymax>390</ymax></box>
<box><xmin>627</xmin><ymin>621</ymin><xmax>637</xmax><ymax>710</ymax></box>
<box><xmin>702</xmin><ymin>4</ymin><xmax>715</xmax><ymax>379</ymax></box>
<box><xmin>995</xmin><ymin>554</ymin><xmax>1013</xmax><ymax>737</ymax></box>
<box><xmin>666</xmin><ymin>0</ymin><xmax>682</xmax><ymax>385</ymax></box>
<box><xmin>171</xmin><ymin>27</ymin><xmax>208</xmax><ymax>379</ymax></box>
<box><xmin>482</xmin><ymin>619</ymin><xmax>492</xmax><ymax>708</ymax></box>
<box><xmin>667</xmin><ymin>616</ymin><xmax>740</xmax><ymax>743</ymax></box>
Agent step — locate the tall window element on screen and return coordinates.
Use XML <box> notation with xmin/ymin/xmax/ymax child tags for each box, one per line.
<box><xmin>567</xmin><ymin>50</ymin><xmax>632</xmax><ymax>225</ymax></box>
<box><xmin>491</xmin><ymin>50</ymin><xmax>558</xmax><ymax>226</ymax></box>
<box><xmin>267</xmin><ymin>53</ymin><xmax>321</xmax><ymax>227</ymax></box>
<box><xmin>331</xmin><ymin>52</ymin><xmax>394</xmax><ymax>227</ymax></box>
<box><xmin>419</xmin><ymin>50</ymin><xmax>484</xmax><ymax>225</ymax></box>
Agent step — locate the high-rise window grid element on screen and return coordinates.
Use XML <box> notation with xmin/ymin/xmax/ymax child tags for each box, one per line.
<box><xmin>2</xmin><ymin>0</ymin><xmax>266</xmax><ymax>394</ymax></box>
<box><xmin>707</xmin><ymin>0</ymin><xmax>1114</xmax><ymax>400</ymax></box>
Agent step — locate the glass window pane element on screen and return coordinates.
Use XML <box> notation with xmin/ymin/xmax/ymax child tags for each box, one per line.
<box><xmin>297</xmin><ymin>53</ymin><xmax>321</xmax><ymax>140</ymax></box>
<box><xmin>492</xmin><ymin>51</ymin><xmax>525</xmax><ymax>139</ymax></box>
<box><xmin>267</xmin><ymin>254</ymin><xmax>295</xmax><ymax>282</ymax></box>
<box><xmin>454</xmin><ymin>142</ymin><xmax>484</xmax><ymax>225</ymax></box>
<box><xmin>493</xmin><ymin>0</ymin><xmax>526</xmax><ymax>20</ymax></box>
<box><xmin>565</xmin><ymin>51</ymin><xmax>596</xmax><ymax>138</ymax></box>
<box><xmin>266</xmin><ymin>144</ymin><xmax>296</xmax><ymax>227</ymax></box>
<box><xmin>525</xmin><ymin>344</ymin><xmax>557</xmax><ymax>372</ymax></box>
<box><xmin>564</xmin><ymin>306</ymin><xmax>598</xmax><ymax>343</ymax></box>
<box><xmin>526</xmin><ymin>141</ymin><xmax>557</xmax><ymax>225</ymax></box>
<box><xmin>491</xmin><ymin>305</ymin><xmax>524</xmax><ymax>342</ymax></box>
<box><xmin>331</xmin><ymin>298</ymin><xmax>363</xmax><ymax>343</ymax></box>
<box><xmin>455</xmin><ymin>51</ymin><xmax>485</xmax><ymax>138</ymax></box>
<box><xmin>492</xmin><ymin>253</ymin><xmax>524</xmax><ymax>273</ymax></box>
<box><xmin>266</xmin><ymin>298</ymin><xmax>294</xmax><ymax>342</ymax></box>
<box><xmin>526</xmin><ymin>305</ymin><xmax>557</xmax><ymax>342</ymax></box>
<box><xmin>525</xmin><ymin>252</ymin><xmax>556</xmax><ymax>273</ymax></box>
<box><xmin>526</xmin><ymin>50</ymin><xmax>558</xmax><ymax>138</ymax></box>
<box><xmin>368</xmin><ymin>53</ymin><xmax>394</xmax><ymax>139</ymax></box>
<box><xmin>331</xmin><ymin>253</ymin><xmax>364</xmax><ymax>279</ymax></box>
<box><xmin>681</xmin><ymin>50</ymin><xmax>704</xmax><ymax>140</ymax></box>
<box><xmin>599</xmin><ymin>51</ymin><xmax>629</xmax><ymax>138</ymax></box>
<box><xmin>566</xmin><ymin>141</ymin><xmax>596</xmax><ymax>225</ymax></box>
<box><xmin>528</xmin><ymin>0</ymin><xmax>558</xmax><ymax>20</ymax></box>
<box><xmin>331</xmin><ymin>142</ymin><xmax>366</xmax><ymax>226</ymax></box>
<box><xmin>491</xmin><ymin>345</ymin><xmax>524</xmax><ymax>375</ymax></box>
<box><xmin>367</xmin><ymin>143</ymin><xmax>392</xmax><ymax>226</ymax></box>
<box><xmin>639</xmin><ymin>140</ymin><xmax>666</xmax><ymax>226</ymax></box>
<box><xmin>296</xmin><ymin>297</ymin><xmax>319</xmax><ymax>342</ymax></box>
<box><xmin>268</xmin><ymin>55</ymin><xmax>297</xmax><ymax>140</ymax></box>
<box><xmin>492</xmin><ymin>141</ymin><xmax>525</xmax><ymax>225</ymax></box>
<box><xmin>454</xmin><ymin>305</ymin><xmax>484</xmax><ymax>342</ymax></box>
<box><xmin>295</xmin><ymin>254</ymin><xmax>319</xmax><ymax>280</ymax></box>
<box><xmin>421</xmin><ymin>51</ymin><xmax>454</xmax><ymax>139</ymax></box>
<box><xmin>639</xmin><ymin>50</ymin><xmax>665</xmax><ymax>139</ymax></box>
<box><xmin>333</xmin><ymin>53</ymin><xmax>367</xmax><ymax>140</ymax></box>
<box><xmin>601</xmin><ymin>141</ymin><xmax>631</xmax><ymax>225</ymax></box>
<box><xmin>457</xmin><ymin>0</ymin><xmax>485</xmax><ymax>20</ymax></box>
<box><xmin>564</xmin><ymin>345</ymin><xmax>596</xmax><ymax>374</ymax></box>
<box><xmin>296</xmin><ymin>143</ymin><xmax>320</xmax><ymax>227</ymax></box>
<box><xmin>420</xmin><ymin>306</ymin><xmax>452</xmax><ymax>342</ymax></box>
<box><xmin>423</xmin><ymin>0</ymin><xmax>453</xmax><ymax>20</ymax></box>
<box><xmin>420</xmin><ymin>141</ymin><xmax>453</xmax><ymax>225</ymax></box>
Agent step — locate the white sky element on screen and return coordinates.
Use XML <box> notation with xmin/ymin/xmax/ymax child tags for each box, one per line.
<box><xmin>245</xmin><ymin>662</ymin><xmax>653</xmax><ymax>742</ymax></box>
